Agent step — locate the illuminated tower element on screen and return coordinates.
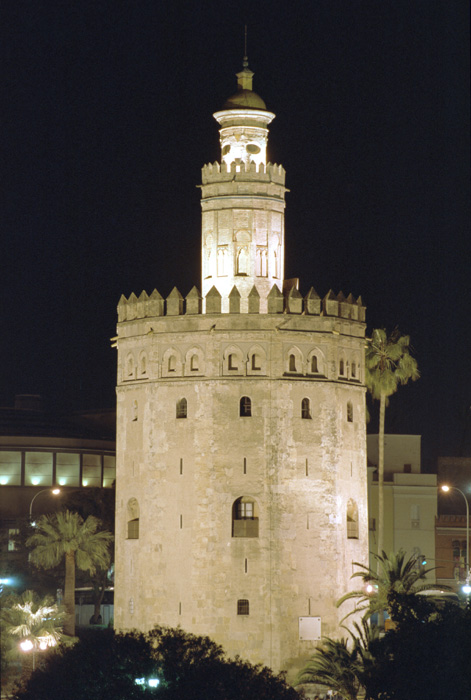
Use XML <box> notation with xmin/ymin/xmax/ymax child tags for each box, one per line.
<box><xmin>201</xmin><ymin>57</ymin><xmax>285</xmax><ymax>311</ymax></box>
<box><xmin>114</xmin><ymin>57</ymin><xmax>368</xmax><ymax>681</ymax></box>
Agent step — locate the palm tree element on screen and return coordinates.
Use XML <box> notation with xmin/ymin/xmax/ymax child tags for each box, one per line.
<box><xmin>27</xmin><ymin>510</ymin><xmax>113</xmax><ymax>636</ymax></box>
<box><xmin>337</xmin><ymin>550</ymin><xmax>441</xmax><ymax>623</ymax></box>
<box><xmin>0</xmin><ymin>589</ymin><xmax>67</xmax><ymax>681</ymax></box>
<box><xmin>365</xmin><ymin>328</ymin><xmax>419</xmax><ymax>558</ymax></box>
<box><xmin>296</xmin><ymin>635</ymin><xmax>362</xmax><ymax>699</ymax></box>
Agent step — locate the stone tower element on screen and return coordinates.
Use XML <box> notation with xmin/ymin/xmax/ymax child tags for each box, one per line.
<box><xmin>114</xmin><ymin>57</ymin><xmax>368</xmax><ymax>680</ymax></box>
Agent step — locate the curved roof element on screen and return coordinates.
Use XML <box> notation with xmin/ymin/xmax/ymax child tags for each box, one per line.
<box><xmin>222</xmin><ymin>89</ymin><xmax>267</xmax><ymax>111</ymax></box>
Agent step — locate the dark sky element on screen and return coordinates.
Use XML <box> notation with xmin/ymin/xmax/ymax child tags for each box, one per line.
<box><xmin>1</xmin><ymin>1</ymin><xmax>469</xmax><ymax>465</ymax></box>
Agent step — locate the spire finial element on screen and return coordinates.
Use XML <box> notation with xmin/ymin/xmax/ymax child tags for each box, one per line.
<box><xmin>243</xmin><ymin>25</ymin><xmax>248</xmax><ymax>68</ymax></box>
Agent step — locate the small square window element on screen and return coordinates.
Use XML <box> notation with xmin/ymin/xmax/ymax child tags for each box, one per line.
<box><xmin>237</xmin><ymin>599</ymin><xmax>249</xmax><ymax>615</ymax></box>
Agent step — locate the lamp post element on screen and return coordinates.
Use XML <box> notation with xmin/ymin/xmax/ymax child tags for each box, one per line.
<box><xmin>29</xmin><ymin>488</ymin><xmax>61</xmax><ymax>524</ymax></box>
<box><xmin>441</xmin><ymin>484</ymin><xmax>470</xmax><ymax>585</ymax></box>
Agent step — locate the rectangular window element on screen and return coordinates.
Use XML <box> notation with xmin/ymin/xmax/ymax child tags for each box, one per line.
<box><xmin>82</xmin><ymin>454</ymin><xmax>102</xmax><ymax>487</ymax></box>
<box><xmin>0</xmin><ymin>451</ymin><xmax>21</xmax><ymax>486</ymax></box>
<box><xmin>127</xmin><ymin>519</ymin><xmax>139</xmax><ymax>539</ymax></box>
<box><xmin>56</xmin><ymin>453</ymin><xmax>80</xmax><ymax>487</ymax></box>
<box><xmin>8</xmin><ymin>528</ymin><xmax>20</xmax><ymax>551</ymax></box>
<box><xmin>25</xmin><ymin>452</ymin><xmax>53</xmax><ymax>487</ymax></box>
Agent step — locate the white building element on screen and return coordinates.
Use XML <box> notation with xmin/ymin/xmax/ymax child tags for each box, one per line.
<box><xmin>114</xmin><ymin>57</ymin><xmax>369</xmax><ymax>679</ymax></box>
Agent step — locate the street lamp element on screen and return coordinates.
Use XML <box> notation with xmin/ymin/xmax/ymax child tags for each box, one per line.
<box><xmin>29</xmin><ymin>488</ymin><xmax>61</xmax><ymax>524</ymax></box>
<box><xmin>440</xmin><ymin>484</ymin><xmax>470</xmax><ymax>586</ymax></box>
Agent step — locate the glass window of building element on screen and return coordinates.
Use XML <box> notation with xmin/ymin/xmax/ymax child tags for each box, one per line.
<box><xmin>82</xmin><ymin>454</ymin><xmax>101</xmax><ymax>487</ymax></box>
<box><xmin>103</xmin><ymin>455</ymin><xmax>116</xmax><ymax>488</ymax></box>
<box><xmin>0</xmin><ymin>451</ymin><xmax>22</xmax><ymax>486</ymax></box>
<box><xmin>25</xmin><ymin>452</ymin><xmax>53</xmax><ymax>486</ymax></box>
<box><xmin>56</xmin><ymin>453</ymin><xmax>80</xmax><ymax>487</ymax></box>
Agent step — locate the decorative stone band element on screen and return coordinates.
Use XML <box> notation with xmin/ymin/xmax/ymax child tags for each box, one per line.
<box><xmin>117</xmin><ymin>285</ymin><xmax>365</xmax><ymax>323</ymax></box>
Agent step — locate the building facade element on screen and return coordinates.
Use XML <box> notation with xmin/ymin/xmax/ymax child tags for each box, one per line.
<box><xmin>0</xmin><ymin>395</ymin><xmax>116</xmax><ymax>594</ymax></box>
<box><xmin>367</xmin><ymin>434</ymin><xmax>437</xmax><ymax>580</ymax></box>
<box><xmin>114</xmin><ymin>59</ymin><xmax>368</xmax><ymax>677</ymax></box>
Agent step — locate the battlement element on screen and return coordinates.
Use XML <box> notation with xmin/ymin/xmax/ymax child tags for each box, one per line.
<box><xmin>117</xmin><ymin>285</ymin><xmax>365</xmax><ymax>323</ymax></box>
<box><xmin>201</xmin><ymin>161</ymin><xmax>285</xmax><ymax>185</ymax></box>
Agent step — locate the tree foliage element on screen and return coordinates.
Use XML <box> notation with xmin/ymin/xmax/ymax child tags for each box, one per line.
<box><xmin>299</xmin><ymin>552</ymin><xmax>470</xmax><ymax>699</ymax></box>
<box><xmin>0</xmin><ymin>590</ymin><xmax>69</xmax><ymax>688</ymax></box>
<box><xmin>11</xmin><ymin>626</ymin><xmax>301</xmax><ymax>700</ymax></box>
<box><xmin>365</xmin><ymin>328</ymin><xmax>419</xmax><ymax>558</ymax></box>
<box><xmin>336</xmin><ymin>549</ymin><xmax>441</xmax><ymax>622</ymax></box>
<box><xmin>26</xmin><ymin>510</ymin><xmax>113</xmax><ymax>635</ymax></box>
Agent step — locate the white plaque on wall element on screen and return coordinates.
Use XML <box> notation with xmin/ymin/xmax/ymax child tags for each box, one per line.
<box><xmin>299</xmin><ymin>616</ymin><xmax>321</xmax><ymax>641</ymax></box>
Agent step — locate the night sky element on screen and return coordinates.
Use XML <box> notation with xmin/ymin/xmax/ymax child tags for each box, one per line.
<box><xmin>1</xmin><ymin>1</ymin><xmax>469</xmax><ymax>466</ymax></box>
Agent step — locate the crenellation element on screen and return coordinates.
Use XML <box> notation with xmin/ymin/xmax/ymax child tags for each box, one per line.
<box><xmin>304</xmin><ymin>287</ymin><xmax>321</xmax><ymax>315</ymax></box>
<box><xmin>285</xmin><ymin>287</ymin><xmax>303</xmax><ymax>315</ymax></box>
<box><xmin>185</xmin><ymin>286</ymin><xmax>202</xmax><ymax>315</ymax></box>
<box><xmin>229</xmin><ymin>285</ymin><xmax>241</xmax><ymax>314</ymax></box>
<box><xmin>117</xmin><ymin>284</ymin><xmax>365</xmax><ymax>322</ymax></box>
<box><xmin>267</xmin><ymin>283</ymin><xmax>284</xmax><ymax>314</ymax></box>
<box><xmin>136</xmin><ymin>290</ymin><xmax>149</xmax><ymax>319</ymax></box>
<box><xmin>166</xmin><ymin>287</ymin><xmax>184</xmax><ymax>316</ymax></box>
<box><xmin>205</xmin><ymin>285</ymin><xmax>222</xmax><ymax>314</ymax></box>
<box><xmin>323</xmin><ymin>290</ymin><xmax>339</xmax><ymax>317</ymax></box>
<box><xmin>247</xmin><ymin>285</ymin><xmax>260</xmax><ymax>314</ymax></box>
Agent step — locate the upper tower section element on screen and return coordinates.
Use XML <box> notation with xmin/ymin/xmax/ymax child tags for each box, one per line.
<box><xmin>200</xmin><ymin>56</ymin><xmax>287</xmax><ymax>313</ymax></box>
<box><xmin>214</xmin><ymin>56</ymin><xmax>275</xmax><ymax>167</ymax></box>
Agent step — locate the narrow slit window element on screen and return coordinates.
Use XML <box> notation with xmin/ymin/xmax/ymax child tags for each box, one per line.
<box><xmin>176</xmin><ymin>398</ymin><xmax>187</xmax><ymax>419</ymax></box>
<box><xmin>347</xmin><ymin>402</ymin><xmax>353</xmax><ymax>423</ymax></box>
<box><xmin>311</xmin><ymin>355</ymin><xmax>318</xmax><ymax>373</ymax></box>
<box><xmin>168</xmin><ymin>355</ymin><xmax>177</xmax><ymax>372</ymax></box>
<box><xmin>347</xmin><ymin>499</ymin><xmax>359</xmax><ymax>539</ymax></box>
<box><xmin>237</xmin><ymin>599</ymin><xmax>249</xmax><ymax>615</ymax></box>
<box><xmin>240</xmin><ymin>396</ymin><xmax>252</xmax><ymax>417</ymax></box>
<box><xmin>289</xmin><ymin>354</ymin><xmax>297</xmax><ymax>372</ymax></box>
<box><xmin>301</xmin><ymin>398</ymin><xmax>311</xmax><ymax>419</ymax></box>
<box><xmin>190</xmin><ymin>355</ymin><xmax>199</xmax><ymax>371</ymax></box>
<box><xmin>351</xmin><ymin>362</ymin><xmax>356</xmax><ymax>378</ymax></box>
<box><xmin>228</xmin><ymin>354</ymin><xmax>238</xmax><ymax>371</ymax></box>
<box><xmin>339</xmin><ymin>359</ymin><xmax>344</xmax><ymax>375</ymax></box>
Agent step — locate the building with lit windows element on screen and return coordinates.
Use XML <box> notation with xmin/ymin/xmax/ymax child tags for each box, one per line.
<box><xmin>0</xmin><ymin>394</ymin><xmax>115</xmax><ymax>582</ymax></box>
<box><xmin>114</xmin><ymin>58</ymin><xmax>368</xmax><ymax>679</ymax></box>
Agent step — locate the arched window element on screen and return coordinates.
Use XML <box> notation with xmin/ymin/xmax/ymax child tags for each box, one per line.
<box><xmin>237</xmin><ymin>599</ymin><xmax>250</xmax><ymax>615</ymax></box>
<box><xmin>251</xmin><ymin>353</ymin><xmax>261</xmax><ymax>371</ymax></box>
<box><xmin>217</xmin><ymin>247</ymin><xmax>227</xmax><ymax>276</ymax></box>
<box><xmin>228</xmin><ymin>354</ymin><xmax>238</xmax><ymax>370</ymax></box>
<box><xmin>301</xmin><ymin>398</ymin><xmax>311</xmax><ymax>419</ymax></box>
<box><xmin>190</xmin><ymin>354</ymin><xmax>199</xmax><ymax>371</ymax></box>
<box><xmin>168</xmin><ymin>355</ymin><xmax>177</xmax><ymax>372</ymax></box>
<box><xmin>339</xmin><ymin>359</ymin><xmax>345</xmax><ymax>376</ymax></box>
<box><xmin>127</xmin><ymin>498</ymin><xmax>139</xmax><ymax>540</ymax></box>
<box><xmin>311</xmin><ymin>355</ymin><xmax>318</xmax><ymax>373</ymax></box>
<box><xmin>347</xmin><ymin>402</ymin><xmax>353</xmax><ymax>423</ymax></box>
<box><xmin>176</xmin><ymin>398</ymin><xmax>187</xmax><ymax>419</ymax></box>
<box><xmin>351</xmin><ymin>362</ymin><xmax>356</xmax><ymax>378</ymax></box>
<box><xmin>240</xmin><ymin>396</ymin><xmax>252</xmax><ymax>417</ymax></box>
<box><xmin>347</xmin><ymin>499</ymin><xmax>359</xmax><ymax>539</ymax></box>
<box><xmin>289</xmin><ymin>354</ymin><xmax>297</xmax><ymax>372</ymax></box>
<box><xmin>232</xmin><ymin>497</ymin><xmax>259</xmax><ymax>537</ymax></box>
<box><xmin>139</xmin><ymin>354</ymin><xmax>147</xmax><ymax>375</ymax></box>
<box><xmin>237</xmin><ymin>247</ymin><xmax>249</xmax><ymax>275</ymax></box>
<box><xmin>126</xmin><ymin>355</ymin><xmax>134</xmax><ymax>378</ymax></box>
